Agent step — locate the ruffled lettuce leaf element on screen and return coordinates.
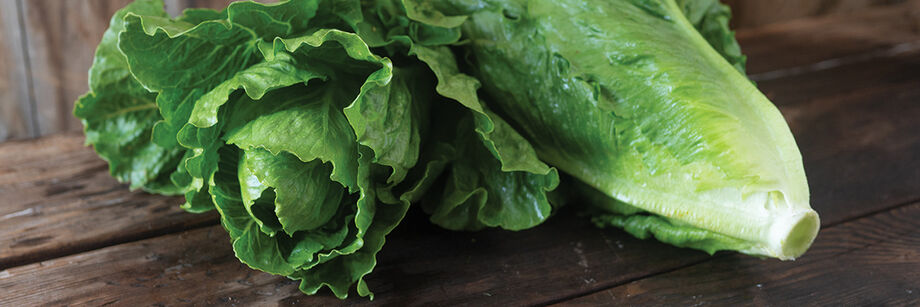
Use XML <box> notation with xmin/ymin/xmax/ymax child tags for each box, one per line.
<box><xmin>418</xmin><ymin>107</ymin><xmax>559</xmax><ymax>231</ymax></box>
<box><xmin>675</xmin><ymin>0</ymin><xmax>747</xmax><ymax>73</ymax></box>
<box><xmin>404</xmin><ymin>43</ymin><xmax>560</xmax><ymax>231</ymax></box>
<box><xmin>347</xmin><ymin>2</ymin><xmax>561</xmax><ymax>231</ymax></box>
<box><xmin>212</xmin><ymin>144</ymin><xmax>408</xmax><ymax>299</ymax></box>
<box><xmin>74</xmin><ymin>0</ymin><xmax>185</xmax><ymax>195</ymax></box>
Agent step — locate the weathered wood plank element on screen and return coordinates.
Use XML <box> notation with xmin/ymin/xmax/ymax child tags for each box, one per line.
<box><xmin>736</xmin><ymin>0</ymin><xmax>920</xmax><ymax>75</ymax></box>
<box><xmin>18</xmin><ymin>0</ymin><xmax>136</xmax><ymax>136</ymax></box>
<box><xmin>0</xmin><ymin>0</ymin><xmax>37</xmax><ymax>141</ymax></box>
<box><xmin>0</xmin><ymin>134</ymin><xmax>218</xmax><ymax>268</ymax></box>
<box><xmin>558</xmin><ymin>202</ymin><xmax>920</xmax><ymax>306</ymax></box>
<box><xmin>0</xmin><ymin>209</ymin><xmax>711</xmax><ymax>306</ymax></box>
<box><xmin>724</xmin><ymin>0</ymin><xmax>908</xmax><ymax>29</ymax></box>
<box><xmin>2</xmin><ymin>196</ymin><xmax>916</xmax><ymax>306</ymax></box>
<box><xmin>0</xmin><ymin>226</ymin><xmax>247</xmax><ymax>306</ymax></box>
<box><xmin>767</xmin><ymin>52</ymin><xmax>920</xmax><ymax>223</ymax></box>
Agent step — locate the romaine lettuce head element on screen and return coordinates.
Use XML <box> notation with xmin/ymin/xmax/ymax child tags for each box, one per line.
<box><xmin>77</xmin><ymin>0</ymin><xmax>820</xmax><ymax>301</ymax></box>
<box><xmin>413</xmin><ymin>0</ymin><xmax>818</xmax><ymax>259</ymax></box>
<box><xmin>76</xmin><ymin>0</ymin><xmax>435</xmax><ymax>298</ymax></box>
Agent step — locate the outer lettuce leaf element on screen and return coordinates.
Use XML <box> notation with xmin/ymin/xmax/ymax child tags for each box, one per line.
<box><xmin>115</xmin><ymin>0</ymin><xmax>364</xmax><ymax>212</ymax></box>
<box><xmin>351</xmin><ymin>1</ymin><xmax>561</xmax><ymax>231</ymax></box>
<box><xmin>406</xmin><ymin>43</ymin><xmax>560</xmax><ymax>231</ymax></box>
<box><xmin>417</xmin><ymin>0</ymin><xmax>817</xmax><ymax>259</ymax></box>
<box><xmin>74</xmin><ymin>0</ymin><xmax>185</xmax><ymax>195</ymax></box>
<box><xmin>211</xmin><ymin>145</ymin><xmax>407</xmax><ymax>299</ymax></box>
<box><xmin>344</xmin><ymin>64</ymin><xmax>430</xmax><ymax>185</ymax></box>
<box><xmin>675</xmin><ymin>0</ymin><xmax>747</xmax><ymax>74</ymax></box>
<box><xmin>353</xmin><ymin>0</ymin><xmax>462</xmax><ymax>48</ymax></box>
<box><xmin>420</xmin><ymin>110</ymin><xmax>559</xmax><ymax>231</ymax></box>
<box><xmin>117</xmin><ymin>3</ymin><xmax>260</xmax><ymax>211</ymax></box>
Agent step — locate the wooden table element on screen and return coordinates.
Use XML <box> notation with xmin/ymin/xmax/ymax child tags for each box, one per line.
<box><xmin>2</xmin><ymin>4</ymin><xmax>919</xmax><ymax>306</ymax></box>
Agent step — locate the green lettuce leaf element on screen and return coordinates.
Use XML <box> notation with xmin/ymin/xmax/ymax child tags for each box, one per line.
<box><xmin>419</xmin><ymin>109</ymin><xmax>559</xmax><ymax>231</ymax></box>
<box><xmin>348</xmin><ymin>2</ymin><xmax>561</xmax><ymax>231</ymax></box>
<box><xmin>675</xmin><ymin>0</ymin><xmax>747</xmax><ymax>74</ymax></box>
<box><xmin>74</xmin><ymin>0</ymin><xmax>185</xmax><ymax>195</ymax></box>
<box><xmin>406</xmin><ymin>43</ymin><xmax>560</xmax><ymax>231</ymax></box>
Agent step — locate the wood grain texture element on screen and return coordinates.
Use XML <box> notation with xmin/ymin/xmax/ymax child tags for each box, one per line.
<box><xmin>0</xmin><ymin>0</ymin><xmax>37</xmax><ymax>141</ymax></box>
<box><xmin>18</xmin><ymin>0</ymin><xmax>135</xmax><ymax>136</ymax></box>
<box><xmin>767</xmin><ymin>52</ymin><xmax>920</xmax><ymax>227</ymax></box>
<box><xmin>735</xmin><ymin>0</ymin><xmax>920</xmax><ymax>75</ymax></box>
<box><xmin>0</xmin><ymin>210</ymin><xmax>708</xmax><ymax>306</ymax></box>
<box><xmin>559</xmin><ymin>202</ymin><xmax>920</xmax><ymax>306</ymax></box>
<box><xmin>0</xmin><ymin>2</ymin><xmax>918</xmax><ymax>306</ymax></box>
<box><xmin>724</xmin><ymin>0</ymin><xmax>908</xmax><ymax>29</ymax></box>
<box><xmin>0</xmin><ymin>134</ymin><xmax>218</xmax><ymax>269</ymax></box>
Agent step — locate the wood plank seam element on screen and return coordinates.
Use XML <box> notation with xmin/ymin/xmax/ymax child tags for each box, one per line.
<box><xmin>0</xmin><ymin>216</ymin><xmax>219</xmax><ymax>270</ymax></box>
<box><xmin>13</xmin><ymin>0</ymin><xmax>39</xmax><ymax>137</ymax></box>
<box><xmin>555</xmin><ymin>202</ymin><xmax>920</xmax><ymax>305</ymax></box>
<box><xmin>749</xmin><ymin>40</ymin><xmax>920</xmax><ymax>82</ymax></box>
<box><xmin>547</xmin><ymin>196</ymin><xmax>920</xmax><ymax>305</ymax></box>
<box><xmin>536</xmin><ymin>256</ymin><xmax>721</xmax><ymax>306</ymax></box>
<box><xmin>0</xmin><ymin>133</ymin><xmax>223</xmax><ymax>270</ymax></box>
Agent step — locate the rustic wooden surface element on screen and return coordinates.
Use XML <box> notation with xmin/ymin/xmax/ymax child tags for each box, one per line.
<box><xmin>0</xmin><ymin>0</ymin><xmax>37</xmax><ymax>140</ymax></box>
<box><xmin>1</xmin><ymin>3</ymin><xmax>919</xmax><ymax>306</ymax></box>
<box><xmin>724</xmin><ymin>0</ymin><xmax>909</xmax><ymax>29</ymax></box>
<box><xmin>0</xmin><ymin>134</ymin><xmax>219</xmax><ymax>269</ymax></box>
<box><xmin>0</xmin><ymin>0</ymin><xmax>912</xmax><ymax>143</ymax></box>
<box><xmin>560</xmin><ymin>202</ymin><xmax>920</xmax><ymax>306</ymax></box>
<box><xmin>738</xmin><ymin>0</ymin><xmax>920</xmax><ymax>77</ymax></box>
